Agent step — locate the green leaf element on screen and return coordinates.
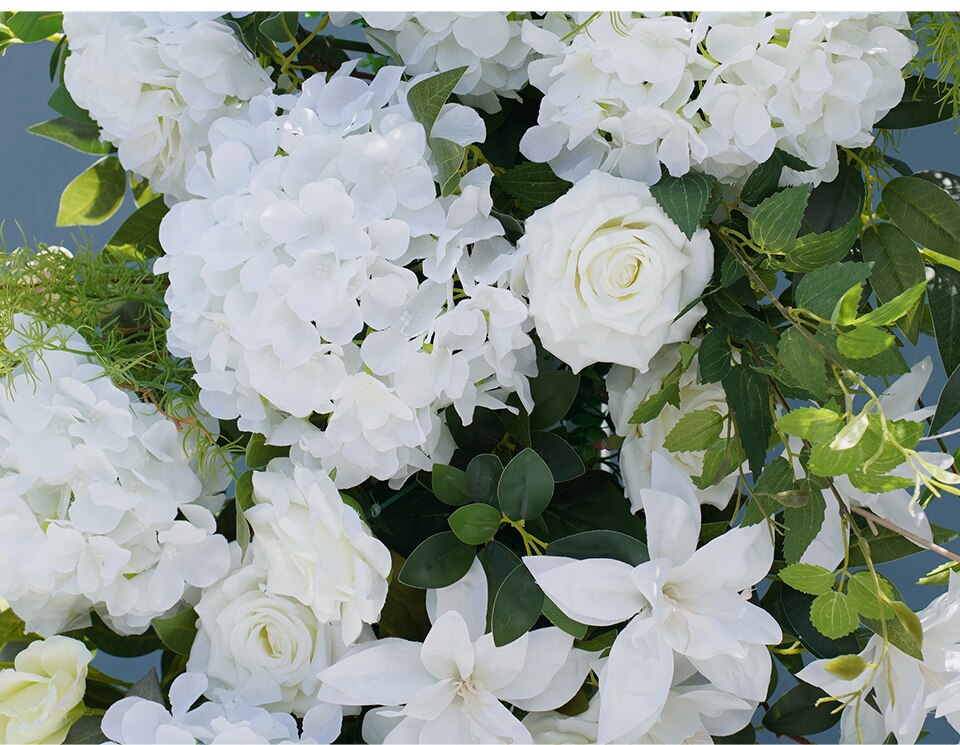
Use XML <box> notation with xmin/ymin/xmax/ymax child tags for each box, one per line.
<box><xmin>816</xmin><ymin>327</ymin><xmax>909</xmax><ymax>378</ymax></box>
<box><xmin>494</xmin><ymin>162</ymin><xmax>572</xmax><ymax>210</ymax></box>
<box><xmin>810</xmin><ymin>591</ymin><xmax>859</xmax><ymax>639</ymax></box>
<box><xmin>741</xmin><ymin>148</ymin><xmax>813</xmax><ymax>206</ymax></box>
<box><xmin>779</xmin><ymin>564</ymin><xmax>836</xmax><ymax>596</ymax></box>
<box><xmin>876</xmin><ymin>76</ymin><xmax>956</xmax><ymax>129</ymax></box>
<box><xmin>7</xmin><ymin>11</ymin><xmax>62</xmax><ymax>41</ymax></box>
<box><xmin>542</xmin><ymin>597</ymin><xmax>588</xmax><ymax>639</ymax></box>
<box><xmin>928</xmin><ymin>265</ymin><xmax>960</xmax><ymax>376</ymax></box>
<box><xmin>466</xmin><ymin>453</ymin><xmax>503</xmax><ymax>506</ymax></box>
<box><xmin>448</xmin><ymin>503</ymin><xmax>501</xmax><ymax>545</ymax></box>
<box><xmin>65</xmin><ymin>716</ymin><xmax>105</xmax><ymax>744</ymax></box>
<box><xmin>698</xmin><ymin>436</ymin><xmax>745</xmax><ymax>492</ymax></box>
<box><xmin>432</xmin><ymin>137</ymin><xmax>463</xmax><ymax>196</ymax></box>
<box><xmin>630</xmin><ymin>359</ymin><xmax>689</xmax><ymax>425</ymax></box>
<box><xmin>795</xmin><ymin>261</ymin><xmax>872</xmax><ymax>318</ymax></box>
<box><xmin>432</xmin><ymin>464</ymin><xmax>471</xmax><ymax>506</ymax></box>
<box><xmin>845</xmin><ymin>572</ymin><xmax>895</xmax><ymax>620</ymax></box>
<box><xmin>56</xmin><ymin>156</ymin><xmax>126</xmax><ymax>226</ymax></box>
<box><xmin>721</xmin><ymin>365</ymin><xmax>773</xmax><ymax>474</ymax></box>
<box><xmin>778</xmin><ymin>213</ymin><xmax>859</xmax><ymax>272</ymax></box>
<box><xmin>407</xmin><ymin>66</ymin><xmax>467</xmax><ymax>138</ymax></box>
<box><xmin>497</xmin><ymin>448</ymin><xmax>554</xmax><ymax>521</ymax></box>
<box><xmin>153</xmin><ymin>608</ymin><xmax>198</xmax><ymax>657</ymax></box>
<box><xmin>126</xmin><ymin>668</ymin><xmax>164</xmax><ymax>703</ymax></box>
<box><xmin>861</xmin><ymin>223</ymin><xmax>925</xmax><ymax>343</ymax></box>
<box><xmin>85</xmin><ymin>613</ymin><xmax>162</xmax><ymax>657</ymax></box>
<box><xmin>547</xmin><ymin>530</ymin><xmax>648</xmax><ymax>565</ymax></box>
<box><xmin>836</xmin><ymin>326</ymin><xmax>896</xmax><ymax>359</ymax></box>
<box><xmin>783</xmin><ymin>490</ymin><xmax>826</xmax><ymax>565</ymax></box>
<box><xmin>698</xmin><ymin>327</ymin><xmax>731</xmax><ymax>383</ymax></box>
<box><xmin>775</xmin><ymin>408</ymin><xmax>843</xmax><ymax>443</ymax></box>
<box><xmin>802</xmin><ymin>156</ymin><xmax>865</xmax><ymax>234</ymax></box>
<box><xmin>47</xmin><ymin>83</ymin><xmax>95</xmax><ymax>125</ymax></box>
<box><xmin>848</xmin><ymin>523</ymin><xmax>960</xmax><ymax>566</ymax></box>
<box><xmin>846</xmin><ymin>471</ymin><xmax>915</xmax><ymax>493</ymax></box>
<box><xmin>765</xmin><ymin>583</ymin><xmax>862</xmax><ymax>659</ymax></box>
<box><xmin>398</xmin><ymin>532</ymin><xmax>476</xmax><ymax>589</ymax></box>
<box><xmin>244</xmin><ymin>432</ymin><xmax>288</xmax><ymax>470</ymax></box>
<box><xmin>530</xmin><ymin>431</ymin><xmax>585</xmax><ymax>482</ymax></box>
<box><xmin>649</xmin><ymin>171</ymin><xmax>722</xmax><ymax>238</ymax></box>
<box><xmin>105</xmin><ymin>197</ymin><xmax>169</xmax><ymax>260</ymax></box>
<box><xmin>663</xmin><ymin>410</ymin><xmax>724</xmax><ymax>452</ymax></box>
<box><xmin>529</xmin><ymin>369</ymin><xmax>580</xmax><ymax>430</ymax></box>
<box><xmin>446</xmin><ymin>407</ymin><xmax>504</xmax><ymax>455</ymax></box>
<box><xmin>931</xmin><ymin>364</ymin><xmax>960</xmax><ymax>435</ymax></box>
<box><xmin>852</xmin><ymin>281</ymin><xmax>926</xmax><ymax>328</ymax></box>
<box><xmin>862</xmin><ymin>601</ymin><xmax>924</xmax><ymax>660</ymax></box>
<box><xmin>27</xmin><ymin>117</ymin><xmax>112</xmax><ymax>155</ymax></box>
<box><xmin>777</xmin><ymin>327</ymin><xmax>829</xmax><ymax>400</ymax></box>
<box><xmin>763</xmin><ymin>682</ymin><xmax>841</xmax><ymax>736</ymax></box>
<box><xmin>234</xmin><ymin>470</ymin><xmax>254</xmax><ymax>558</ymax></box>
<box><xmin>257</xmin><ymin>11</ymin><xmax>299</xmax><ymax>42</ymax></box>
<box><xmin>490</xmin><ymin>564</ymin><xmax>544</xmax><ymax>646</ymax></box>
<box><xmin>749</xmin><ymin>186</ymin><xmax>810</xmax><ymax>254</ymax></box>
<box><xmin>882</xmin><ymin>176</ymin><xmax>960</xmax><ymax>260</ymax></box>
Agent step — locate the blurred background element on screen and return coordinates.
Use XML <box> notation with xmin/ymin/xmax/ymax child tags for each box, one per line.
<box><xmin>2</xmin><ymin>33</ymin><xmax>958</xmax><ymax>745</ymax></box>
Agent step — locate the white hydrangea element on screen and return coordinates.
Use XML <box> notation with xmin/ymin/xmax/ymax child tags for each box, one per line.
<box><xmin>521</xmin><ymin>12</ymin><xmax>915</xmax><ymax>186</ymax></box>
<box><xmin>102</xmin><ymin>671</ymin><xmax>341</xmax><ymax>744</ymax></box>
<box><xmin>157</xmin><ymin>64</ymin><xmax>536</xmax><ymax>488</ymax></box>
<box><xmin>0</xmin><ymin>315</ymin><xmax>231</xmax><ymax>637</ymax></box>
<box><xmin>606</xmin><ymin>343</ymin><xmax>740</xmax><ymax>510</ymax></box>
<box><xmin>244</xmin><ymin>458</ymin><xmax>392</xmax><ymax>645</ymax></box>
<box><xmin>331</xmin><ymin>12</ymin><xmax>539</xmax><ymax>112</ymax></box>
<box><xmin>63</xmin><ymin>12</ymin><xmax>273</xmax><ymax>201</ymax></box>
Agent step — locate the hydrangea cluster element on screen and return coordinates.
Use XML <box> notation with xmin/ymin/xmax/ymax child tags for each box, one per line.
<box><xmin>330</xmin><ymin>12</ymin><xmax>538</xmax><ymax>113</ymax></box>
<box><xmin>521</xmin><ymin>12</ymin><xmax>915</xmax><ymax>185</ymax></box>
<box><xmin>0</xmin><ymin>315</ymin><xmax>231</xmax><ymax>636</ymax></box>
<box><xmin>62</xmin><ymin>12</ymin><xmax>274</xmax><ymax>202</ymax></box>
<box><xmin>157</xmin><ymin>63</ymin><xmax>536</xmax><ymax>488</ymax></box>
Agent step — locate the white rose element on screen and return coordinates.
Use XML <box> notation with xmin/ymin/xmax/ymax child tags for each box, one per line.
<box><xmin>0</xmin><ymin>636</ymin><xmax>92</xmax><ymax>744</ymax></box>
<box><xmin>520</xmin><ymin>170</ymin><xmax>713</xmax><ymax>373</ymax></box>
<box><xmin>244</xmin><ymin>459</ymin><xmax>392</xmax><ymax>646</ymax></box>
<box><xmin>607</xmin><ymin>344</ymin><xmax>738</xmax><ymax>510</ymax></box>
<box><xmin>188</xmin><ymin>555</ymin><xmax>351</xmax><ymax>716</ymax></box>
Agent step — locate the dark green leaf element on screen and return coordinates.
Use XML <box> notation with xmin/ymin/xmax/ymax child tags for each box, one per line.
<box><xmin>491</xmin><ymin>564</ymin><xmax>544</xmax><ymax>646</ymax></box>
<box><xmin>106</xmin><ymin>197</ymin><xmax>169</xmax><ymax>261</ymax></box>
<box><xmin>795</xmin><ymin>261</ymin><xmax>871</xmax><ymax>318</ymax></box>
<box><xmin>914</xmin><ymin>169</ymin><xmax>960</xmax><ymax>203</ymax></box>
<box><xmin>257</xmin><ymin>11</ymin><xmax>298</xmax><ymax>42</ymax></box>
<box><xmin>47</xmin><ymin>84</ymin><xmax>95</xmax><ymax>125</ymax></box>
<box><xmin>749</xmin><ymin>186</ymin><xmax>810</xmax><ymax>254</ymax></box>
<box><xmin>407</xmin><ymin>67</ymin><xmax>467</xmax><ymax>138</ymax></box>
<box><xmin>448</xmin><ymin>503</ymin><xmax>501</xmax><ymax>545</ymax></box>
<box><xmin>777</xmin><ymin>327</ymin><xmax>829</xmax><ymax>400</ymax></box>
<box><xmin>432</xmin><ymin>137</ymin><xmax>463</xmax><ymax>196</ymax></box>
<box><xmin>27</xmin><ymin>117</ymin><xmax>111</xmax><ymax>155</ymax></box>
<box><xmin>529</xmin><ymin>369</ymin><xmax>580</xmax><ymax>430</ymax></box>
<box><xmin>848</xmin><ymin>523</ymin><xmax>960</xmax><ymax>566</ymax></box>
<box><xmin>479</xmin><ymin>540</ymin><xmax>522</xmax><ymax>631</ymax></box>
<box><xmin>494</xmin><ymin>162</ymin><xmax>572</xmax><ymax>210</ymax></box>
<box><xmin>235</xmin><ymin>470</ymin><xmax>253</xmax><ymax>558</ymax></box>
<box><xmin>802</xmin><ymin>156</ymin><xmax>865</xmax><ymax>234</ymax></box>
<box><xmin>698</xmin><ymin>328</ymin><xmax>731</xmax><ymax>383</ymax></box>
<box><xmin>663</xmin><ymin>410</ymin><xmax>723</xmax><ymax>452</ymax></box>
<box><xmin>721</xmin><ymin>365</ymin><xmax>773</xmax><ymax>474</ymax></box>
<box><xmin>85</xmin><ymin>613</ymin><xmax>162</xmax><ymax>657</ymax></box>
<box><xmin>778</xmin><ymin>213</ymin><xmax>859</xmax><ymax>272</ymax></box>
<box><xmin>466</xmin><ymin>454</ymin><xmax>503</xmax><ymax>506</ymax></box>
<box><xmin>650</xmin><ymin>171</ymin><xmax>722</xmax><ymax>238</ymax></box>
<box><xmin>548</xmin><ymin>529</ymin><xmax>648</xmax><ymax>565</ymax></box>
<box><xmin>446</xmin><ymin>407</ymin><xmax>504</xmax><ymax>455</ymax></box>
<box><xmin>741</xmin><ymin>149</ymin><xmax>812</xmax><ymax>206</ymax></box>
<box><xmin>927</xmin><ymin>265</ymin><xmax>960</xmax><ymax>375</ymax></box>
<box><xmin>153</xmin><ymin>608</ymin><xmax>198</xmax><ymax>657</ymax></box>
<box><xmin>882</xmin><ymin>176</ymin><xmax>960</xmax><ymax>260</ymax></box>
<box><xmin>763</xmin><ymin>682</ymin><xmax>841</xmax><ymax>736</ymax></box>
<box><xmin>56</xmin><ymin>156</ymin><xmax>126</xmax><ymax>226</ymax></box>
<box><xmin>432</xmin><ymin>464</ymin><xmax>471</xmax><ymax>506</ymax></box>
<box><xmin>861</xmin><ymin>222</ymin><xmax>925</xmax><ymax>343</ymax></box>
<box><xmin>783</xmin><ymin>490</ymin><xmax>826</xmax><ymax>565</ymax></box>
<box><xmin>542</xmin><ymin>597</ymin><xmax>588</xmax><ymax>639</ymax></box>
<box><xmin>876</xmin><ymin>76</ymin><xmax>955</xmax><ymax>129</ymax></box>
<box><xmin>65</xmin><ymin>715</ymin><xmax>105</xmax><ymax>744</ymax></box>
<box><xmin>931</xmin><ymin>364</ymin><xmax>960</xmax><ymax>435</ymax></box>
<box><xmin>497</xmin><ymin>448</ymin><xmax>554</xmax><ymax>521</ymax></box>
<box><xmin>398</xmin><ymin>532</ymin><xmax>476</xmax><ymax>589</ymax></box>
<box><xmin>530</xmin><ymin>431</ymin><xmax>585</xmax><ymax>482</ymax></box>
<box><xmin>244</xmin><ymin>432</ymin><xmax>288</xmax><ymax>470</ymax></box>
<box><xmin>7</xmin><ymin>11</ymin><xmax>62</xmax><ymax>42</ymax></box>
<box><xmin>540</xmin><ymin>471</ymin><xmax>646</xmax><ymax>541</ymax></box>
<box><xmin>126</xmin><ymin>668</ymin><xmax>164</xmax><ymax>703</ymax></box>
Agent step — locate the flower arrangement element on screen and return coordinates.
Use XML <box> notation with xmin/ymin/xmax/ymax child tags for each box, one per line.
<box><xmin>1</xmin><ymin>10</ymin><xmax>960</xmax><ymax>744</ymax></box>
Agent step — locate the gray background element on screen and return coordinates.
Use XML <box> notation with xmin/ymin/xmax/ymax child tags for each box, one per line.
<box><xmin>2</xmin><ymin>35</ymin><xmax>958</xmax><ymax>744</ymax></box>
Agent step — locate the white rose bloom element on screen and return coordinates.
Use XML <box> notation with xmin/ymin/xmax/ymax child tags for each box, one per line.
<box><xmin>188</xmin><ymin>549</ymin><xmax>355</xmax><ymax>717</ymax></box>
<box><xmin>607</xmin><ymin>344</ymin><xmax>739</xmax><ymax>510</ymax></box>
<box><xmin>102</xmin><ymin>671</ymin><xmax>342</xmax><ymax>744</ymax></box>
<box><xmin>332</xmin><ymin>13</ymin><xmax>539</xmax><ymax>113</ymax></box>
<box><xmin>0</xmin><ymin>636</ymin><xmax>91</xmax><ymax>745</ymax></box>
<box><xmin>519</xmin><ymin>170</ymin><xmax>712</xmax><ymax>373</ymax></box>
<box><xmin>63</xmin><ymin>12</ymin><xmax>273</xmax><ymax>201</ymax></box>
<box><xmin>244</xmin><ymin>459</ymin><xmax>392</xmax><ymax>644</ymax></box>
<box><xmin>0</xmin><ymin>315</ymin><xmax>230</xmax><ymax>636</ymax></box>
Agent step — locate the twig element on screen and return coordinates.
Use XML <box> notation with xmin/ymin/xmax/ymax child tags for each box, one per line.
<box><xmin>851</xmin><ymin>505</ymin><xmax>960</xmax><ymax>563</ymax></box>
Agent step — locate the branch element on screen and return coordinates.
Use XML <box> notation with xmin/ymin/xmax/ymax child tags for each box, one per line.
<box><xmin>851</xmin><ymin>505</ymin><xmax>960</xmax><ymax>563</ymax></box>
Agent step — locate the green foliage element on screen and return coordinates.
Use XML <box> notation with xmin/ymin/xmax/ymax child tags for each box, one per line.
<box><xmin>763</xmin><ymin>682</ymin><xmax>841</xmax><ymax>736</ymax></box>
<box><xmin>105</xmin><ymin>197</ymin><xmax>169</xmax><ymax>261</ymax></box>
<box><xmin>779</xmin><ymin>564</ymin><xmax>836</xmax><ymax>596</ymax></box>
<box><xmin>490</xmin><ymin>564</ymin><xmax>544</xmax><ymax>646</ymax></box>
<box><xmin>861</xmin><ymin>222</ymin><xmax>925</xmax><ymax>342</ymax></box>
<box><xmin>649</xmin><ymin>171</ymin><xmax>722</xmax><ymax>238</ymax></box>
<box><xmin>722</xmin><ymin>364</ymin><xmax>773</xmax><ymax>474</ymax></box>
<box><xmin>27</xmin><ymin>117</ymin><xmax>113</xmax><ymax>155</ymax></box>
<box><xmin>448</xmin><ymin>503</ymin><xmax>501</xmax><ymax>545</ymax></box>
<box><xmin>57</xmin><ymin>156</ymin><xmax>127</xmax><ymax>226</ymax></box>
<box><xmin>494</xmin><ymin>162</ymin><xmax>572</xmax><ymax>211</ymax></box>
<box><xmin>398</xmin><ymin>531</ymin><xmax>475</xmax><ymax>589</ymax></box>
<box><xmin>497</xmin><ymin>447</ymin><xmax>554</xmax><ymax>521</ymax></box>
<box><xmin>547</xmin><ymin>530</ymin><xmax>648</xmax><ymax>565</ymax></box>
<box><xmin>749</xmin><ymin>186</ymin><xmax>810</xmax><ymax>255</ymax></box>
<box><xmin>928</xmin><ymin>265</ymin><xmax>960</xmax><ymax>375</ymax></box>
<box><xmin>882</xmin><ymin>175</ymin><xmax>960</xmax><ymax>259</ymax></box>
<box><xmin>431</xmin><ymin>464</ymin><xmax>471</xmax><ymax>506</ymax></box>
<box><xmin>153</xmin><ymin>608</ymin><xmax>199</xmax><ymax>657</ymax></box>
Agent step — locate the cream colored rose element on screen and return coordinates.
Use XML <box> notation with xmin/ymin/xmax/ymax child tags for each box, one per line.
<box><xmin>607</xmin><ymin>343</ymin><xmax>738</xmax><ymax>509</ymax></box>
<box><xmin>244</xmin><ymin>459</ymin><xmax>391</xmax><ymax>646</ymax></box>
<box><xmin>519</xmin><ymin>170</ymin><xmax>713</xmax><ymax>373</ymax></box>
<box><xmin>0</xmin><ymin>636</ymin><xmax>92</xmax><ymax>744</ymax></box>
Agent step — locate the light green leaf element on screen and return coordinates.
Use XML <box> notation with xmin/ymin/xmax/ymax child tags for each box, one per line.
<box><xmin>448</xmin><ymin>503</ymin><xmax>501</xmax><ymax>545</ymax></box>
<box><xmin>778</xmin><ymin>213</ymin><xmax>859</xmax><ymax>272</ymax></box>
<box><xmin>779</xmin><ymin>564</ymin><xmax>836</xmax><ymax>596</ymax></box>
<box><xmin>47</xmin><ymin>84</ymin><xmax>95</xmax><ymax>125</ymax></box>
<box><xmin>407</xmin><ymin>66</ymin><xmax>467</xmax><ymax>138</ymax></box>
<box><xmin>882</xmin><ymin>175</ymin><xmax>960</xmax><ymax>259</ymax></box>
<box><xmin>663</xmin><ymin>410</ymin><xmax>724</xmax><ymax>452</ymax></box>
<box><xmin>432</xmin><ymin>137</ymin><xmax>463</xmax><ymax>196</ymax></box>
<box><xmin>852</xmin><ymin>281</ymin><xmax>927</xmax><ymax>328</ymax></box>
<box><xmin>775</xmin><ymin>408</ymin><xmax>843</xmax><ymax>443</ymax></box>
<box><xmin>56</xmin><ymin>156</ymin><xmax>126</xmax><ymax>226</ymax></box>
<box><xmin>27</xmin><ymin>117</ymin><xmax>112</xmax><ymax>155</ymax></box>
<box><xmin>749</xmin><ymin>186</ymin><xmax>810</xmax><ymax>254</ymax></box>
<box><xmin>6</xmin><ymin>11</ymin><xmax>62</xmax><ymax>42</ymax></box>
<box><xmin>836</xmin><ymin>326</ymin><xmax>896</xmax><ymax>359</ymax></box>
<box><xmin>809</xmin><ymin>591</ymin><xmax>859</xmax><ymax>639</ymax></box>
<box><xmin>845</xmin><ymin>572</ymin><xmax>895</xmax><ymax>620</ymax></box>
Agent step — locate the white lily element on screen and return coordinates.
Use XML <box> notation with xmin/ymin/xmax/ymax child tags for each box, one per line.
<box><xmin>524</xmin><ymin>453</ymin><xmax>779</xmax><ymax>743</ymax></box>
<box><xmin>316</xmin><ymin>559</ymin><xmax>597</xmax><ymax>744</ymax></box>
